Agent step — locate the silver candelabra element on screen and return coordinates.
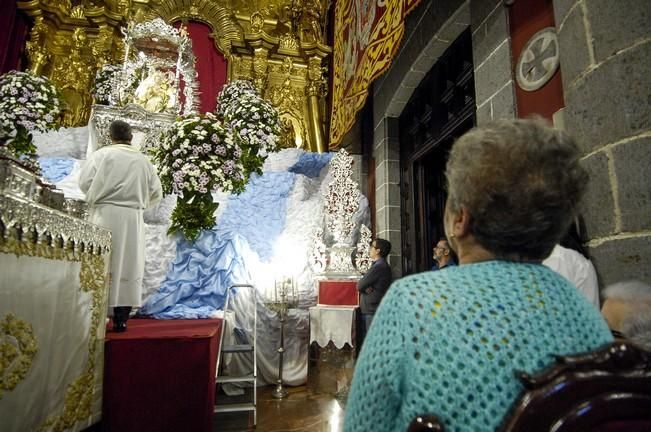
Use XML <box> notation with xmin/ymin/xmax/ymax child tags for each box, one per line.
<box><xmin>265</xmin><ymin>277</ymin><xmax>298</xmax><ymax>399</ymax></box>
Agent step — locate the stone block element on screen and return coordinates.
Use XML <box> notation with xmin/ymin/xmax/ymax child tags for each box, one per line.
<box><xmin>376</xmin><ymin>205</ymin><xmax>388</xmax><ymax>231</ymax></box>
<box><xmin>586</xmin><ymin>0</ymin><xmax>651</xmax><ymax>62</ymax></box>
<box><xmin>472</xmin><ymin>5</ymin><xmax>510</xmax><ymax>66</ymax></box>
<box><xmin>391</xmin><ymin>86</ymin><xmax>415</xmax><ymax>111</ymax></box>
<box><xmin>401</xmin><ymin>70</ymin><xmax>426</xmax><ymax>89</ymax></box>
<box><xmin>552</xmin><ymin>0</ymin><xmax>579</xmax><ymax>27</ymax></box>
<box><xmin>556</xmin><ymin>4</ymin><xmax>592</xmax><ymax>89</ymax></box>
<box><xmin>473</xmin><ymin>40</ymin><xmax>512</xmax><ymax>105</ymax></box>
<box><xmin>564</xmin><ymin>41</ymin><xmax>651</xmax><ymax>151</ymax></box>
<box><xmin>470</xmin><ymin>0</ymin><xmax>501</xmax><ymax>31</ymax></box>
<box><xmin>612</xmin><ymin>137</ymin><xmax>651</xmax><ymax>231</ymax></box>
<box><xmin>412</xmin><ymin>52</ymin><xmax>438</xmax><ymax>77</ymax></box>
<box><xmin>589</xmin><ymin>235</ymin><xmax>651</xmax><ymax>287</ymax></box>
<box><xmin>386</xmin><ymin>100</ymin><xmax>407</xmax><ymax>118</ymax></box>
<box><xmin>386</xmin><ymin>160</ymin><xmax>401</xmax><ymax>184</ymax></box>
<box><xmin>376</xmin><ymin>183</ymin><xmax>401</xmax><ymax>209</ymax></box>
<box><xmin>579</xmin><ymin>152</ymin><xmax>616</xmax><ymax>238</ymax></box>
<box><xmin>427</xmin><ymin>0</ymin><xmax>466</xmax><ymax>32</ymax></box>
<box><xmin>373</xmin><ymin>134</ymin><xmax>388</xmax><ymax>163</ymax></box>
<box><xmin>490</xmin><ymin>81</ymin><xmax>517</xmax><ymax>120</ymax></box>
<box><xmin>375</xmin><ymin>160</ymin><xmax>387</xmax><ymax>187</ymax></box>
<box><xmin>476</xmin><ymin>99</ymin><xmax>492</xmax><ymax>124</ymax></box>
<box><xmin>423</xmin><ymin>37</ymin><xmax>451</xmax><ymax>61</ymax></box>
<box><xmin>388</xmin><ymin>204</ymin><xmax>402</xmax><ymax>224</ymax></box>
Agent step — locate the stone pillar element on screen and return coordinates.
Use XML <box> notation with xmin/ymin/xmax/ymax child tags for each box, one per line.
<box><xmin>470</xmin><ymin>0</ymin><xmax>517</xmax><ymax>123</ymax></box>
<box><xmin>372</xmin><ymin>117</ymin><xmax>402</xmax><ymax>276</ymax></box>
<box><xmin>553</xmin><ymin>0</ymin><xmax>651</xmax><ymax>285</ymax></box>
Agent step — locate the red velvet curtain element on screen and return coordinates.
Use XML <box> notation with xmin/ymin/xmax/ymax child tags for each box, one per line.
<box><xmin>0</xmin><ymin>0</ymin><xmax>29</xmax><ymax>74</ymax></box>
<box><xmin>181</xmin><ymin>21</ymin><xmax>228</xmax><ymax>113</ymax></box>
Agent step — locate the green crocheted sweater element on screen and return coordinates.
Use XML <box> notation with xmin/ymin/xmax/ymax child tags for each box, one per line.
<box><xmin>344</xmin><ymin>261</ymin><xmax>613</xmax><ymax>432</ymax></box>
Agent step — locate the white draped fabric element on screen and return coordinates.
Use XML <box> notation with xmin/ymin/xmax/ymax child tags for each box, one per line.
<box><xmin>309</xmin><ymin>306</ymin><xmax>357</xmax><ymax>349</ymax></box>
<box><xmin>0</xmin><ymin>253</ymin><xmax>107</xmax><ymax>431</ymax></box>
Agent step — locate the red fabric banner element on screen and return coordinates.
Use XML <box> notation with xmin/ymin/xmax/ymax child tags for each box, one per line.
<box><xmin>329</xmin><ymin>0</ymin><xmax>422</xmax><ymax>147</ymax></box>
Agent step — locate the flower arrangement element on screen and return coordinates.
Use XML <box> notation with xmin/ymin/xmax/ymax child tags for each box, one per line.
<box><xmin>155</xmin><ymin>112</ymin><xmax>247</xmax><ymax>240</ymax></box>
<box><xmin>218</xmin><ymin>80</ymin><xmax>282</xmax><ymax>177</ymax></box>
<box><xmin>0</xmin><ymin>71</ymin><xmax>61</xmax><ymax>158</ymax></box>
<box><xmin>155</xmin><ymin>80</ymin><xmax>283</xmax><ymax>241</ymax></box>
<box><xmin>91</xmin><ymin>64</ymin><xmax>121</xmax><ymax>105</ymax></box>
<box><xmin>215</xmin><ymin>79</ymin><xmax>257</xmax><ymax>114</ymax></box>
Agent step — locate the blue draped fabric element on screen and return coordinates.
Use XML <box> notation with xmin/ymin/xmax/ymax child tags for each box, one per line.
<box><xmin>217</xmin><ymin>171</ymin><xmax>296</xmax><ymax>261</ymax></box>
<box><xmin>139</xmin><ymin>230</ymin><xmax>250</xmax><ymax>318</ymax></box>
<box><xmin>38</xmin><ymin>157</ymin><xmax>75</xmax><ymax>183</ymax></box>
<box><xmin>288</xmin><ymin>152</ymin><xmax>333</xmax><ymax>178</ymax></box>
<box><xmin>141</xmin><ymin>171</ymin><xmax>296</xmax><ymax>318</ymax></box>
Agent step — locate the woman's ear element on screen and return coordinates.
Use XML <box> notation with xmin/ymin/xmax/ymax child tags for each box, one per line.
<box><xmin>448</xmin><ymin>205</ymin><xmax>472</xmax><ymax>239</ymax></box>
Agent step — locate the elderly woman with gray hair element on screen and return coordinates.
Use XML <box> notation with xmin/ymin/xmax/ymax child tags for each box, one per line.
<box><xmin>344</xmin><ymin>119</ymin><xmax>614</xmax><ymax>432</ymax></box>
<box><xmin>602</xmin><ymin>280</ymin><xmax>651</xmax><ymax>350</ymax></box>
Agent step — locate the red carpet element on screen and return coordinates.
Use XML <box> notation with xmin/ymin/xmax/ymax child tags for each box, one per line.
<box><xmin>102</xmin><ymin>318</ymin><xmax>222</xmax><ymax>432</ymax></box>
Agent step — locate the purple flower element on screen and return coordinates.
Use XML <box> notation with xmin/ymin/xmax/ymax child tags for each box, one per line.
<box><xmin>215</xmin><ymin>145</ymin><xmax>226</xmax><ymax>156</ymax></box>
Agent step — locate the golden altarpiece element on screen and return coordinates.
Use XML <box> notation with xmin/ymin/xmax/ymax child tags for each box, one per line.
<box><xmin>16</xmin><ymin>0</ymin><xmax>332</xmax><ymax>153</ymax></box>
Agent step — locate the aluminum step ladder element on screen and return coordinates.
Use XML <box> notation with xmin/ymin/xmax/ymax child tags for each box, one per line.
<box><xmin>214</xmin><ymin>284</ymin><xmax>257</xmax><ymax>426</ymax></box>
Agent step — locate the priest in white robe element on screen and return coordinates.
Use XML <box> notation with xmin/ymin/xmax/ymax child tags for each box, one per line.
<box><xmin>79</xmin><ymin>120</ymin><xmax>162</xmax><ymax>332</ymax></box>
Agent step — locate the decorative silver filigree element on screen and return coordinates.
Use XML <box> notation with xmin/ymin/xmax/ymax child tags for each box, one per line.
<box><xmin>0</xmin><ymin>156</ymin><xmax>37</xmax><ymax>201</ymax></box>
<box><xmin>0</xmin><ymin>194</ymin><xmax>111</xmax><ymax>254</ymax></box>
<box><xmin>328</xmin><ymin>244</ymin><xmax>356</xmax><ymax>274</ymax></box>
<box><xmin>325</xmin><ymin>149</ymin><xmax>360</xmax><ymax>247</ymax></box>
<box><xmin>354</xmin><ymin>224</ymin><xmax>372</xmax><ymax>274</ymax></box>
<box><xmin>309</xmin><ymin>228</ymin><xmax>327</xmax><ymax>274</ymax></box>
<box><xmin>89</xmin><ymin>104</ymin><xmax>175</xmax><ymax>152</ymax></box>
<box><xmin>118</xmin><ymin>18</ymin><xmax>199</xmax><ymax>116</ymax></box>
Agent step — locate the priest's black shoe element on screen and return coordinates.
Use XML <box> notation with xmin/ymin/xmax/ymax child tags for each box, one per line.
<box><xmin>113</xmin><ymin>320</ymin><xmax>127</xmax><ymax>332</ymax></box>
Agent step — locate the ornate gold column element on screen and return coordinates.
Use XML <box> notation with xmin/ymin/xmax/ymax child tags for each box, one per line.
<box><xmin>17</xmin><ymin>1</ymin><xmax>128</xmax><ymax>127</ymax></box>
<box><xmin>305</xmin><ymin>55</ymin><xmax>328</xmax><ymax>153</ymax></box>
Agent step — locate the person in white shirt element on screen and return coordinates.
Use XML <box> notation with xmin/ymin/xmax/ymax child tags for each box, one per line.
<box><xmin>543</xmin><ymin>244</ymin><xmax>600</xmax><ymax>308</ymax></box>
<box><xmin>80</xmin><ymin>120</ymin><xmax>162</xmax><ymax>332</ymax></box>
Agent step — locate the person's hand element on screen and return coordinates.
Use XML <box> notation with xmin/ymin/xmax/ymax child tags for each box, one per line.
<box><xmin>365</xmin><ymin>287</ymin><xmax>374</xmax><ymax>294</ymax></box>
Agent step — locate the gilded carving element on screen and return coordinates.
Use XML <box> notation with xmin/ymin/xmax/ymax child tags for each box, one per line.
<box><xmin>250</xmin><ymin>11</ymin><xmax>265</xmax><ymax>33</ymax></box>
<box><xmin>16</xmin><ymin>0</ymin><xmax>332</xmax><ymax>149</ymax></box>
<box><xmin>38</xmin><ymin>253</ymin><xmax>107</xmax><ymax>432</ymax></box>
<box><xmin>0</xmin><ymin>313</ymin><xmax>38</xmax><ymax>400</ymax></box>
<box><xmin>0</xmin><ymin>186</ymin><xmax>110</xmax><ymax>430</ymax></box>
<box><xmin>25</xmin><ymin>17</ymin><xmax>50</xmax><ymax>75</ymax></box>
<box><xmin>51</xmin><ymin>28</ymin><xmax>94</xmax><ymax>127</ymax></box>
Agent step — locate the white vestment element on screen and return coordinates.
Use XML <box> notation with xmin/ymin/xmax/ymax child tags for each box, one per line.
<box><xmin>79</xmin><ymin>144</ymin><xmax>162</xmax><ymax>308</ymax></box>
<box><xmin>543</xmin><ymin>244</ymin><xmax>600</xmax><ymax>308</ymax></box>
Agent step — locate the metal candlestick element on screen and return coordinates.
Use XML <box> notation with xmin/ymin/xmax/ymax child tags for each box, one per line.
<box><xmin>266</xmin><ymin>277</ymin><xmax>298</xmax><ymax>399</ymax></box>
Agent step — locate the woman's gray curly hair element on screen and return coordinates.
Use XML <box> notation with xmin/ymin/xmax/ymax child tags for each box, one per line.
<box><xmin>445</xmin><ymin>118</ymin><xmax>588</xmax><ymax>260</ymax></box>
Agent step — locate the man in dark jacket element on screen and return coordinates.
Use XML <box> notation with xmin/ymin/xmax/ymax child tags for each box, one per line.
<box><xmin>357</xmin><ymin>238</ymin><xmax>392</xmax><ymax>344</ymax></box>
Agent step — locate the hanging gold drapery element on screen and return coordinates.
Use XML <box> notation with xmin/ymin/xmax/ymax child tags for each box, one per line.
<box><xmin>329</xmin><ymin>0</ymin><xmax>422</xmax><ymax>148</ymax></box>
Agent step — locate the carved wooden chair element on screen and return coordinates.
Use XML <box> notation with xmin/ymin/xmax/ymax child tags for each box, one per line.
<box><xmin>407</xmin><ymin>342</ymin><xmax>651</xmax><ymax>432</ymax></box>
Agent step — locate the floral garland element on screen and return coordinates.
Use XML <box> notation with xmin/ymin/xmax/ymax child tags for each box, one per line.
<box><xmin>218</xmin><ymin>80</ymin><xmax>282</xmax><ymax>177</ymax></box>
<box><xmin>0</xmin><ymin>71</ymin><xmax>61</xmax><ymax>159</ymax></box>
<box><xmin>155</xmin><ymin>80</ymin><xmax>282</xmax><ymax>241</ymax></box>
<box><xmin>215</xmin><ymin>80</ymin><xmax>257</xmax><ymax>115</ymax></box>
<box><xmin>91</xmin><ymin>64</ymin><xmax>121</xmax><ymax>105</ymax></box>
<box><xmin>155</xmin><ymin>113</ymin><xmax>247</xmax><ymax>240</ymax></box>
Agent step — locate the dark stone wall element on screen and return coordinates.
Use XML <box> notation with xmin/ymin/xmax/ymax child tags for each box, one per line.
<box><xmin>553</xmin><ymin>0</ymin><xmax>651</xmax><ymax>285</ymax></box>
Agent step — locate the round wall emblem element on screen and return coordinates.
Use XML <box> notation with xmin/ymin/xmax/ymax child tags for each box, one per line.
<box><xmin>516</xmin><ymin>27</ymin><xmax>560</xmax><ymax>92</ymax></box>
